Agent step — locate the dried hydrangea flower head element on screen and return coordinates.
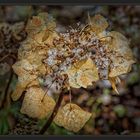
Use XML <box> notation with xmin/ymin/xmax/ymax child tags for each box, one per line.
<box><xmin>11</xmin><ymin>13</ymin><xmax>135</xmax><ymax>132</ymax></box>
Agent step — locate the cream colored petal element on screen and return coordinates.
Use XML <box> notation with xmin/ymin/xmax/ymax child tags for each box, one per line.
<box><xmin>20</xmin><ymin>87</ymin><xmax>55</xmax><ymax>119</ymax></box>
<box><xmin>54</xmin><ymin>103</ymin><xmax>92</xmax><ymax>132</ymax></box>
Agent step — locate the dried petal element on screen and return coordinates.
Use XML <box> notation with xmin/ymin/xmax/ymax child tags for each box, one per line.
<box><xmin>66</xmin><ymin>58</ymin><xmax>99</xmax><ymax>88</ymax></box>
<box><xmin>109</xmin><ymin>77</ymin><xmax>119</xmax><ymax>94</ymax></box>
<box><xmin>11</xmin><ymin>82</ymin><xmax>26</xmax><ymax>101</ymax></box>
<box><xmin>26</xmin><ymin>12</ymin><xmax>58</xmax><ymax>45</ymax></box>
<box><xmin>54</xmin><ymin>103</ymin><xmax>92</xmax><ymax>132</ymax></box>
<box><xmin>108</xmin><ymin>31</ymin><xmax>135</xmax><ymax>77</ymax></box>
<box><xmin>20</xmin><ymin>87</ymin><xmax>55</xmax><ymax>119</ymax></box>
<box><xmin>90</xmin><ymin>14</ymin><xmax>108</xmax><ymax>34</ymax></box>
<box><xmin>11</xmin><ymin>73</ymin><xmax>37</xmax><ymax>101</ymax></box>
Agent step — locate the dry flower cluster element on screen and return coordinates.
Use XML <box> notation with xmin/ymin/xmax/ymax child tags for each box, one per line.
<box><xmin>11</xmin><ymin>12</ymin><xmax>135</xmax><ymax>132</ymax></box>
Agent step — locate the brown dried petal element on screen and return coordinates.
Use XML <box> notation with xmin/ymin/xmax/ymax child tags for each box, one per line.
<box><xmin>11</xmin><ymin>73</ymin><xmax>37</xmax><ymax>101</ymax></box>
<box><xmin>20</xmin><ymin>87</ymin><xmax>55</xmax><ymax>119</ymax></box>
<box><xmin>13</xmin><ymin>56</ymin><xmax>46</xmax><ymax>76</ymax></box>
<box><xmin>66</xmin><ymin>58</ymin><xmax>99</xmax><ymax>88</ymax></box>
<box><xmin>11</xmin><ymin>83</ymin><xmax>25</xmax><ymax>101</ymax></box>
<box><xmin>109</xmin><ymin>77</ymin><xmax>119</xmax><ymax>94</ymax></box>
<box><xmin>90</xmin><ymin>14</ymin><xmax>108</xmax><ymax>34</ymax></box>
<box><xmin>12</xmin><ymin>60</ymin><xmax>33</xmax><ymax>76</ymax></box>
<box><xmin>33</xmin><ymin>31</ymin><xmax>59</xmax><ymax>45</ymax></box>
<box><xmin>54</xmin><ymin>103</ymin><xmax>92</xmax><ymax>132</ymax></box>
<box><xmin>108</xmin><ymin>31</ymin><xmax>135</xmax><ymax>77</ymax></box>
<box><xmin>26</xmin><ymin>12</ymin><xmax>57</xmax><ymax>45</ymax></box>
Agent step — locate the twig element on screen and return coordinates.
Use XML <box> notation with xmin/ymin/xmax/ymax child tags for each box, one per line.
<box><xmin>39</xmin><ymin>88</ymin><xmax>67</xmax><ymax>134</ymax></box>
<box><xmin>0</xmin><ymin>54</ymin><xmax>10</xmax><ymax>63</ymax></box>
<box><xmin>0</xmin><ymin>54</ymin><xmax>17</xmax><ymax>63</ymax></box>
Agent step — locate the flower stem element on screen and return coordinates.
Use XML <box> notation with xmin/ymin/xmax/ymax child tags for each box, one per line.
<box><xmin>39</xmin><ymin>88</ymin><xmax>67</xmax><ymax>134</ymax></box>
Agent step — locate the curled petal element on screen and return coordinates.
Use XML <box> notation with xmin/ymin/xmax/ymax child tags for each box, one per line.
<box><xmin>109</xmin><ymin>77</ymin><xmax>120</xmax><ymax>94</ymax></box>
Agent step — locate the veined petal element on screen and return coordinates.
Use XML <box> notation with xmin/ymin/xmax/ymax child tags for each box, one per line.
<box><xmin>66</xmin><ymin>58</ymin><xmax>99</xmax><ymax>88</ymax></box>
<box><xmin>54</xmin><ymin>103</ymin><xmax>92</xmax><ymax>132</ymax></box>
<box><xmin>20</xmin><ymin>87</ymin><xmax>55</xmax><ymax>119</ymax></box>
<box><xmin>89</xmin><ymin>14</ymin><xmax>108</xmax><ymax>34</ymax></box>
<box><xmin>108</xmin><ymin>31</ymin><xmax>135</xmax><ymax>77</ymax></box>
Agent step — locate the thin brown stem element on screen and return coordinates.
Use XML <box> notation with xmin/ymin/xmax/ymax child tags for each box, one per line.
<box><xmin>39</xmin><ymin>88</ymin><xmax>67</xmax><ymax>134</ymax></box>
<box><xmin>0</xmin><ymin>53</ymin><xmax>17</xmax><ymax>63</ymax></box>
<box><xmin>0</xmin><ymin>54</ymin><xmax>10</xmax><ymax>63</ymax></box>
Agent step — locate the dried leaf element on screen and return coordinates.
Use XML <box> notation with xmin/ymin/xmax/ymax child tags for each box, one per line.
<box><xmin>66</xmin><ymin>58</ymin><xmax>99</xmax><ymax>88</ymax></box>
<box><xmin>20</xmin><ymin>87</ymin><xmax>55</xmax><ymax>119</ymax></box>
<box><xmin>54</xmin><ymin>103</ymin><xmax>92</xmax><ymax>132</ymax></box>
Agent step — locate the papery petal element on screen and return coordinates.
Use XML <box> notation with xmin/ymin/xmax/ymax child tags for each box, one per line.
<box><xmin>54</xmin><ymin>103</ymin><xmax>92</xmax><ymax>132</ymax></box>
<box><xmin>90</xmin><ymin>14</ymin><xmax>108</xmax><ymax>34</ymax></box>
<box><xmin>109</xmin><ymin>77</ymin><xmax>119</xmax><ymax>94</ymax></box>
<box><xmin>20</xmin><ymin>87</ymin><xmax>55</xmax><ymax>119</ymax></box>
<box><xmin>108</xmin><ymin>31</ymin><xmax>135</xmax><ymax>77</ymax></box>
<box><xmin>11</xmin><ymin>73</ymin><xmax>37</xmax><ymax>101</ymax></box>
<box><xmin>66</xmin><ymin>58</ymin><xmax>99</xmax><ymax>88</ymax></box>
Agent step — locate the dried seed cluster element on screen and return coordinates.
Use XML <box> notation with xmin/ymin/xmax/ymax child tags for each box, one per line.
<box><xmin>42</xmin><ymin>27</ymin><xmax>111</xmax><ymax>91</ymax></box>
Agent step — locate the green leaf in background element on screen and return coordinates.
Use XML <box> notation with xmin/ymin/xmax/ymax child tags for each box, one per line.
<box><xmin>113</xmin><ymin>105</ymin><xmax>126</xmax><ymax>118</ymax></box>
<box><xmin>0</xmin><ymin>109</ymin><xmax>9</xmax><ymax>134</ymax></box>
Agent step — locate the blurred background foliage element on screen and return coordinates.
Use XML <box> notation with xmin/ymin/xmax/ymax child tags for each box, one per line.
<box><xmin>0</xmin><ymin>5</ymin><xmax>140</xmax><ymax>135</ymax></box>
